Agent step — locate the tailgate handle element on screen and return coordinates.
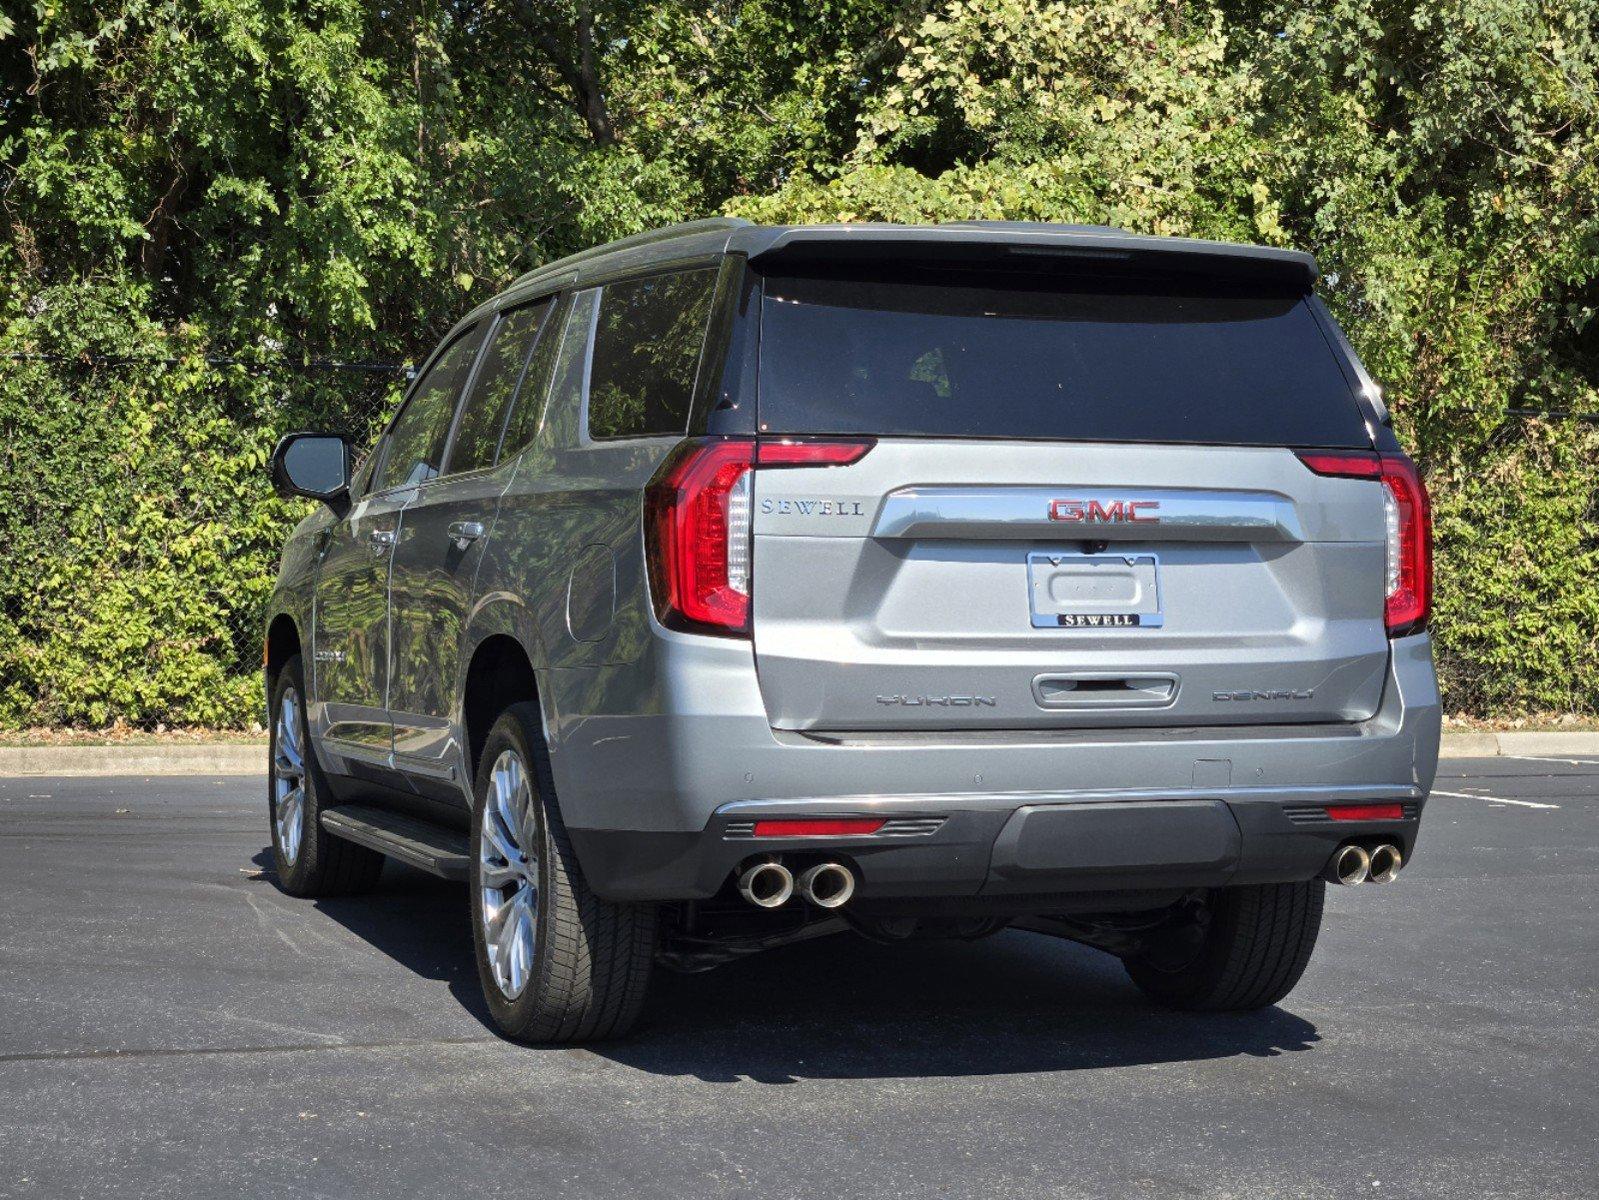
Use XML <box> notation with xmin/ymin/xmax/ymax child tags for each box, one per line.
<box><xmin>1032</xmin><ymin>672</ymin><xmax>1178</xmax><ymax>710</ymax></box>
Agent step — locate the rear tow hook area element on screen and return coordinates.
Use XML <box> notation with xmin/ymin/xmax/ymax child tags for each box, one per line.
<box><xmin>658</xmin><ymin>857</ymin><xmax>862</xmax><ymax>973</ymax></box>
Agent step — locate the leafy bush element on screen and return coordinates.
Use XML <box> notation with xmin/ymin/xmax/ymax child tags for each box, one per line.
<box><xmin>0</xmin><ymin>286</ymin><xmax>398</xmax><ymax>726</ymax></box>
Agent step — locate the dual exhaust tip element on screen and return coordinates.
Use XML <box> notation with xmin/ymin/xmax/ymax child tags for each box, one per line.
<box><xmin>1325</xmin><ymin>842</ymin><xmax>1403</xmax><ymax>886</ymax></box>
<box><xmin>738</xmin><ymin>860</ymin><xmax>855</xmax><ymax>910</ymax></box>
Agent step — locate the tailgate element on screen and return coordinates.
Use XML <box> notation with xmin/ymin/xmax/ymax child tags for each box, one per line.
<box><xmin>750</xmin><ymin>440</ymin><xmax>1390</xmax><ymax>731</ymax></box>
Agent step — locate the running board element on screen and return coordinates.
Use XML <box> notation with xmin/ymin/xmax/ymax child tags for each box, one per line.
<box><xmin>320</xmin><ymin>805</ymin><xmax>471</xmax><ymax>881</ymax></box>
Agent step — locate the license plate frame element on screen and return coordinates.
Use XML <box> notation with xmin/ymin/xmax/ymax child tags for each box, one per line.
<box><xmin>1027</xmin><ymin>550</ymin><xmax>1165</xmax><ymax>630</ymax></box>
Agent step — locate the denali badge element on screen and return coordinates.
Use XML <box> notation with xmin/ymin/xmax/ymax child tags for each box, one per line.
<box><xmin>876</xmin><ymin>694</ymin><xmax>998</xmax><ymax>708</ymax></box>
<box><xmin>1048</xmin><ymin>499</ymin><xmax>1160</xmax><ymax>523</ymax></box>
<box><xmin>1213</xmin><ymin>689</ymin><xmax>1314</xmax><ymax>702</ymax></box>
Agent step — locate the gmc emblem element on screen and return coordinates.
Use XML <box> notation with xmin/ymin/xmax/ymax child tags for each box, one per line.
<box><xmin>1048</xmin><ymin>499</ymin><xmax>1161</xmax><ymax>523</ymax></box>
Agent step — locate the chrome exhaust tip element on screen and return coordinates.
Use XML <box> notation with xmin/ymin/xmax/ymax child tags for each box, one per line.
<box><xmin>795</xmin><ymin>862</ymin><xmax>856</xmax><ymax>909</ymax></box>
<box><xmin>1367</xmin><ymin>842</ymin><xmax>1403</xmax><ymax>884</ymax></box>
<box><xmin>1324</xmin><ymin>843</ymin><xmax>1371</xmax><ymax>887</ymax></box>
<box><xmin>738</xmin><ymin>860</ymin><xmax>794</xmax><ymax>908</ymax></box>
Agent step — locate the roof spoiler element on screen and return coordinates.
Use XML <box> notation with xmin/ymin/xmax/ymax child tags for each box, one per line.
<box><xmin>736</xmin><ymin>223</ymin><xmax>1318</xmax><ymax>290</ymax></box>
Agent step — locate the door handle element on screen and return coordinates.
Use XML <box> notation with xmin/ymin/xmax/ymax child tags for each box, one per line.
<box><xmin>368</xmin><ymin>528</ymin><xmax>396</xmax><ymax>553</ymax></box>
<box><xmin>447</xmin><ymin>521</ymin><xmax>485</xmax><ymax>549</ymax></box>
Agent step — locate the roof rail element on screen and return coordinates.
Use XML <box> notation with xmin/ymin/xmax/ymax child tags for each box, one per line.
<box><xmin>512</xmin><ymin>217</ymin><xmax>752</xmax><ymax>288</ymax></box>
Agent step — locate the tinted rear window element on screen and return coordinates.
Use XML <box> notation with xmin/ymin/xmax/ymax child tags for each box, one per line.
<box><xmin>757</xmin><ymin>274</ymin><xmax>1368</xmax><ymax>447</ymax></box>
<box><xmin>586</xmin><ymin>268</ymin><xmax>719</xmax><ymax>439</ymax></box>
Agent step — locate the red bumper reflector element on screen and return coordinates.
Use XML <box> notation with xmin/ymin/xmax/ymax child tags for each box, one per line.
<box><xmin>751</xmin><ymin>818</ymin><xmax>886</xmax><ymax>838</ymax></box>
<box><xmin>1325</xmin><ymin>803</ymin><xmax>1404</xmax><ymax>822</ymax></box>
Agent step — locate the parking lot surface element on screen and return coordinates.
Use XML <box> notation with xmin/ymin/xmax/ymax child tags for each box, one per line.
<box><xmin>2</xmin><ymin>759</ymin><xmax>1597</xmax><ymax>1198</ymax></box>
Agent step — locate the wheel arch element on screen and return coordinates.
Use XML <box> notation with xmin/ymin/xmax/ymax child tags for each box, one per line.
<box><xmin>461</xmin><ymin>633</ymin><xmax>545</xmax><ymax>789</ymax></box>
<box><xmin>265</xmin><ymin>611</ymin><xmax>302</xmax><ymax>693</ymax></box>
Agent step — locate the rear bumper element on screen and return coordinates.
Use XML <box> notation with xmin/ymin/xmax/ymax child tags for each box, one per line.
<box><xmin>569</xmin><ymin>791</ymin><xmax>1425</xmax><ymax>903</ymax></box>
<box><xmin>548</xmin><ymin>632</ymin><xmax>1439</xmax><ymax>903</ymax></box>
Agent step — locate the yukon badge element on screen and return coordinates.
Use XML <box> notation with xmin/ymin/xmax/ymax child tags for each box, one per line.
<box><xmin>877</xmin><ymin>694</ymin><xmax>998</xmax><ymax>708</ymax></box>
<box><xmin>1048</xmin><ymin>499</ymin><xmax>1160</xmax><ymax>523</ymax></box>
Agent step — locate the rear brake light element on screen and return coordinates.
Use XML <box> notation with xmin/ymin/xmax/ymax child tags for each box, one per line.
<box><xmin>756</xmin><ymin>439</ymin><xmax>874</xmax><ymax>466</ymax></box>
<box><xmin>751</xmin><ymin>818</ymin><xmax>886</xmax><ymax>837</ymax></box>
<box><xmin>1296</xmin><ymin>451</ymin><xmax>1381</xmax><ymax>478</ymax></box>
<box><xmin>645</xmin><ymin>437</ymin><xmax>874</xmax><ymax>636</ymax></box>
<box><xmin>1325</xmin><ymin>803</ymin><xmax>1405</xmax><ymax>821</ymax></box>
<box><xmin>1297</xmin><ymin>450</ymin><xmax>1433</xmax><ymax>636</ymax></box>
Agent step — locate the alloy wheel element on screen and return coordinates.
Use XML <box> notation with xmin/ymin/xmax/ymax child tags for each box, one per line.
<box><xmin>479</xmin><ymin>749</ymin><xmax>540</xmax><ymax>1000</ymax></box>
<box><xmin>272</xmin><ymin>687</ymin><xmax>307</xmax><ymax>864</ymax></box>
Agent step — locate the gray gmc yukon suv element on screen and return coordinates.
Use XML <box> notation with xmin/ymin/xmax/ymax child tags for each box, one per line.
<box><xmin>264</xmin><ymin>218</ymin><xmax>1439</xmax><ymax>1043</ymax></box>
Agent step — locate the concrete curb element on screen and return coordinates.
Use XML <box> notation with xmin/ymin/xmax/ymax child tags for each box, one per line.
<box><xmin>0</xmin><ymin>743</ymin><xmax>266</xmax><ymax>777</ymax></box>
<box><xmin>1473</xmin><ymin>731</ymin><xmax>1599</xmax><ymax>758</ymax></box>
<box><xmin>2</xmin><ymin>731</ymin><xmax>1597</xmax><ymax>777</ymax></box>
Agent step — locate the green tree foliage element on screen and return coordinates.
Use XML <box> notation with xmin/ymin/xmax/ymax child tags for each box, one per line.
<box><xmin>1</xmin><ymin>0</ymin><xmax>1595</xmax><ymax>725</ymax></box>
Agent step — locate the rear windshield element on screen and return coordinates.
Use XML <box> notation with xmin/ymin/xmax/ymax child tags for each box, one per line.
<box><xmin>757</xmin><ymin>273</ymin><xmax>1369</xmax><ymax>447</ymax></box>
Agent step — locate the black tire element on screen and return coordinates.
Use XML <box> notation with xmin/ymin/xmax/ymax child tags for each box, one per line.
<box><xmin>1124</xmin><ymin>881</ymin><xmax>1325</xmax><ymax>1011</ymax></box>
<box><xmin>267</xmin><ymin>654</ymin><xmax>384</xmax><ymax>898</ymax></box>
<box><xmin>470</xmin><ymin>701</ymin><xmax>655</xmax><ymax>1043</ymax></box>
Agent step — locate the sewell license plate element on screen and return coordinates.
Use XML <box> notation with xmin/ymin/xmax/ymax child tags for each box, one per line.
<box><xmin>1027</xmin><ymin>551</ymin><xmax>1164</xmax><ymax>629</ymax></box>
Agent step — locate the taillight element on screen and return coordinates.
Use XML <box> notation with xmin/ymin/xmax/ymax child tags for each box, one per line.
<box><xmin>645</xmin><ymin>437</ymin><xmax>874</xmax><ymax>636</ymax></box>
<box><xmin>1297</xmin><ymin>449</ymin><xmax>1433</xmax><ymax>636</ymax></box>
<box><xmin>645</xmin><ymin>439</ymin><xmax>755</xmax><ymax>634</ymax></box>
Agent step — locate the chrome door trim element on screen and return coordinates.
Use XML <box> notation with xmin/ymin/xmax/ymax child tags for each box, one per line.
<box><xmin>392</xmin><ymin>751</ymin><xmax>459</xmax><ymax>782</ymax></box>
<box><xmin>323</xmin><ymin>737</ymin><xmax>461</xmax><ymax>784</ymax></box>
<box><xmin>321</xmin><ymin>736</ymin><xmax>395</xmax><ymax>769</ymax></box>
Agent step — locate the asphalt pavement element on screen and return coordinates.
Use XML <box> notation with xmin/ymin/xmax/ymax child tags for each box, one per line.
<box><xmin>1</xmin><ymin>760</ymin><xmax>1596</xmax><ymax>1198</ymax></box>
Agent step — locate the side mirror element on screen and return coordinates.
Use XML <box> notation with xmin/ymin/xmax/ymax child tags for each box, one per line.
<box><xmin>270</xmin><ymin>432</ymin><xmax>351</xmax><ymax>511</ymax></box>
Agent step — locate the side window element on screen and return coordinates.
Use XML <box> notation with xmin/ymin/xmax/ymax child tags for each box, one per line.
<box><xmin>443</xmin><ymin>299</ymin><xmax>552</xmax><ymax>475</ymax></box>
<box><xmin>585</xmin><ymin>268</ymin><xmax>718</xmax><ymax>440</ymax></box>
<box><xmin>375</xmin><ymin>325</ymin><xmax>485</xmax><ymax>492</ymax></box>
<box><xmin>349</xmin><ymin>442</ymin><xmax>379</xmax><ymax>498</ymax></box>
<box><xmin>500</xmin><ymin>294</ymin><xmax>574</xmax><ymax>460</ymax></box>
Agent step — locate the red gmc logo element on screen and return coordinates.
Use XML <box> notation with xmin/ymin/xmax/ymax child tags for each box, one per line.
<box><xmin>1048</xmin><ymin>499</ymin><xmax>1161</xmax><ymax>523</ymax></box>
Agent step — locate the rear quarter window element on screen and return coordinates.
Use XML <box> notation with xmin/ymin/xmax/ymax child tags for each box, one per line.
<box><xmin>585</xmin><ymin>268</ymin><xmax>719</xmax><ymax>440</ymax></box>
<box><xmin>756</xmin><ymin>273</ymin><xmax>1370</xmax><ymax>448</ymax></box>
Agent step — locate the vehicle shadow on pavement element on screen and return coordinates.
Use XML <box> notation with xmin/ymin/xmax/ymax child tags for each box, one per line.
<box><xmin>602</xmin><ymin>930</ymin><xmax>1321</xmax><ymax>1083</ymax></box>
<box><xmin>268</xmin><ymin>853</ymin><xmax>1321</xmax><ymax>1081</ymax></box>
<box><xmin>253</xmin><ymin>853</ymin><xmax>497</xmax><ymax>1028</ymax></box>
